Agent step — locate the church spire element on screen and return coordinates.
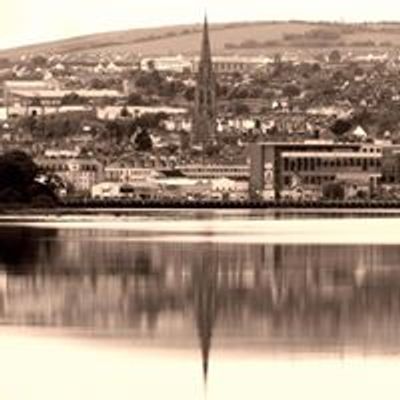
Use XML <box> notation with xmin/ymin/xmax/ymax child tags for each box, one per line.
<box><xmin>192</xmin><ymin>14</ymin><xmax>217</xmax><ymax>151</ymax></box>
<box><xmin>200</xmin><ymin>14</ymin><xmax>212</xmax><ymax>71</ymax></box>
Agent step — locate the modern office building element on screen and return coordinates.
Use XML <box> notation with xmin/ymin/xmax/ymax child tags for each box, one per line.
<box><xmin>249</xmin><ymin>141</ymin><xmax>384</xmax><ymax>200</ymax></box>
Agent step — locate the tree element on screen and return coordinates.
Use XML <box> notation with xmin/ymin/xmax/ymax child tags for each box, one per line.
<box><xmin>134</xmin><ymin>128</ymin><xmax>153</xmax><ymax>152</ymax></box>
<box><xmin>147</xmin><ymin>59</ymin><xmax>156</xmax><ymax>71</ymax></box>
<box><xmin>229</xmin><ymin>100</ymin><xmax>250</xmax><ymax>115</ymax></box>
<box><xmin>322</xmin><ymin>182</ymin><xmax>345</xmax><ymax>200</ymax></box>
<box><xmin>330</xmin><ymin>119</ymin><xmax>352</xmax><ymax>136</ymax></box>
<box><xmin>0</xmin><ymin>151</ymin><xmax>38</xmax><ymax>192</ymax></box>
<box><xmin>0</xmin><ymin>151</ymin><xmax>57</xmax><ymax>205</ymax></box>
<box><xmin>89</xmin><ymin>78</ymin><xmax>107</xmax><ymax>90</ymax></box>
<box><xmin>30</xmin><ymin>55</ymin><xmax>47</xmax><ymax>68</ymax></box>
<box><xmin>184</xmin><ymin>87</ymin><xmax>195</xmax><ymax>102</ymax></box>
<box><xmin>120</xmin><ymin>106</ymin><xmax>132</xmax><ymax>118</ymax></box>
<box><xmin>328</xmin><ymin>50</ymin><xmax>342</xmax><ymax>64</ymax></box>
<box><xmin>282</xmin><ymin>83</ymin><xmax>301</xmax><ymax>98</ymax></box>
<box><xmin>127</xmin><ymin>92</ymin><xmax>146</xmax><ymax>106</ymax></box>
<box><xmin>61</xmin><ymin>92</ymin><xmax>86</xmax><ymax>106</ymax></box>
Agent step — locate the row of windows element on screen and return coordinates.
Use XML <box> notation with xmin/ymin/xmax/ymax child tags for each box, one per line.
<box><xmin>182</xmin><ymin>168</ymin><xmax>248</xmax><ymax>173</ymax></box>
<box><xmin>215</xmin><ymin>63</ymin><xmax>248</xmax><ymax>71</ymax></box>
<box><xmin>41</xmin><ymin>164</ymin><xmax>99</xmax><ymax>172</ymax></box>
<box><xmin>361</xmin><ymin>147</ymin><xmax>382</xmax><ymax>154</ymax></box>
<box><xmin>185</xmin><ymin>174</ymin><xmax>245</xmax><ymax>179</ymax></box>
<box><xmin>283</xmin><ymin>175</ymin><xmax>335</xmax><ymax>186</ymax></box>
<box><xmin>282</xmin><ymin>157</ymin><xmax>381</xmax><ymax>172</ymax></box>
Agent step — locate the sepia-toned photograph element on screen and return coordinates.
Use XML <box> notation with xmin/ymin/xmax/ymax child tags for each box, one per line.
<box><xmin>2</xmin><ymin>1</ymin><xmax>400</xmax><ymax>399</ymax></box>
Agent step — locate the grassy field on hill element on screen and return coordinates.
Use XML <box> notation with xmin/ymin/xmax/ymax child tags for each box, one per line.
<box><xmin>2</xmin><ymin>21</ymin><xmax>400</xmax><ymax>59</ymax></box>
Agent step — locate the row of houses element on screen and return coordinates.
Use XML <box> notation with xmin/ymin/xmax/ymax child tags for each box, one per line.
<box><xmin>36</xmin><ymin>157</ymin><xmax>250</xmax><ymax>200</ymax></box>
<box><xmin>34</xmin><ymin>139</ymin><xmax>400</xmax><ymax>201</ymax></box>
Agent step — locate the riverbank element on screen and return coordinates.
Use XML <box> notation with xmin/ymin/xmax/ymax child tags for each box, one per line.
<box><xmin>3</xmin><ymin>198</ymin><xmax>400</xmax><ymax>219</ymax></box>
<box><xmin>3</xmin><ymin>206</ymin><xmax>400</xmax><ymax>220</ymax></box>
<box><xmin>59</xmin><ymin>198</ymin><xmax>400</xmax><ymax>210</ymax></box>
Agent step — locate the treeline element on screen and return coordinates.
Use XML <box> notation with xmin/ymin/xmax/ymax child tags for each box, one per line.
<box><xmin>225</xmin><ymin>26</ymin><xmax>396</xmax><ymax>49</ymax></box>
<box><xmin>226</xmin><ymin>39</ymin><xmax>392</xmax><ymax>50</ymax></box>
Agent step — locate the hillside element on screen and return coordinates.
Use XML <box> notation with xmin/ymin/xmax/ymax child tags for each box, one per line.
<box><xmin>2</xmin><ymin>21</ymin><xmax>400</xmax><ymax>59</ymax></box>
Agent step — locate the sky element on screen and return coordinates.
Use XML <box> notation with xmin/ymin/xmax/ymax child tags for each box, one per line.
<box><xmin>1</xmin><ymin>0</ymin><xmax>400</xmax><ymax>50</ymax></box>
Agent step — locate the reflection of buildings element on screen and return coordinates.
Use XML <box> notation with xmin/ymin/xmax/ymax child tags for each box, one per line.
<box><xmin>2</xmin><ymin>229</ymin><xmax>400</xmax><ymax>368</ymax></box>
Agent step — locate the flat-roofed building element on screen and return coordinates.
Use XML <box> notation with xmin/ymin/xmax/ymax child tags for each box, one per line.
<box><xmin>104</xmin><ymin>161</ymin><xmax>156</xmax><ymax>183</ymax></box>
<box><xmin>175</xmin><ymin>164</ymin><xmax>249</xmax><ymax>181</ymax></box>
<box><xmin>4</xmin><ymin>80</ymin><xmax>57</xmax><ymax>116</ymax></box>
<box><xmin>7</xmin><ymin>89</ymin><xmax>126</xmax><ymax>116</ymax></box>
<box><xmin>192</xmin><ymin>55</ymin><xmax>273</xmax><ymax>74</ymax></box>
<box><xmin>140</xmin><ymin>55</ymin><xmax>193</xmax><ymax>73</ymax></box>
<box><xmin>249</xmin><ymin>142</ymin><xmax>384</xmax><ymax>200</ymax></box>
<box><xmin>381</xmin><ymin>146</ymin><xmax>400</xmax><ymax>185</ymax></box>
<box><xmin>97</xmin><ymin>105</ymin><xmax>188</xmax><ymax>121</ymax></box>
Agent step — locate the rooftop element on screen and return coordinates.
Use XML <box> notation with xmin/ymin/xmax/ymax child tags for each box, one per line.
<box><xmin>10</xmin><ymin>89</ymin><xmax>125</xmax><ymax>99</ymax></box>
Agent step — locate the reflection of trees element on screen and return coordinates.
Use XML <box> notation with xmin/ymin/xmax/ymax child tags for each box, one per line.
<box><xmin>0</xmin><ymin>227</ymin><xmax>58</xmax><ymax>275</ymax></box>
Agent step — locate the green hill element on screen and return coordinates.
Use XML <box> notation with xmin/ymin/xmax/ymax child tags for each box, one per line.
<box><xmin>2</xmin><ymin>21</ymin><xmax>400</xmax><ymax>60</ymax></box>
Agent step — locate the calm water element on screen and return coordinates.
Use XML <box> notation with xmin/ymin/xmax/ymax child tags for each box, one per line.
<box><xmin>2</xmin><ymin>211</ymin><xmax>400</xmax><ymax>399</ymax></box>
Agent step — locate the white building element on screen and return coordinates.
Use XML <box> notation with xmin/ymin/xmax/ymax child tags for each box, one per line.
<box><xmin>140</xmin><ymin>55</ymin><xmax>193</xmax><ymax>73</ymax></box>
<box><xmin>192</xmin><ymin>55</ymin><xmax>273</xmax><ymax>74</ymax></box>
<box><xmin>104</xmin><ymin>161</ymin><xmax>157</xmax><ymax>183</ymax></box>
<box><xmin>97</xmin><ymin>105</ymin><xmax>188</xmax><ymax>121</ymax></box>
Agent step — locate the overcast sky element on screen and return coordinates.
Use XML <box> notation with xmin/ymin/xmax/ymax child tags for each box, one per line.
<box><xmin>1</xmin><ymin>0</ymin><xmax>400</xmax><ymax>50</ymax></box>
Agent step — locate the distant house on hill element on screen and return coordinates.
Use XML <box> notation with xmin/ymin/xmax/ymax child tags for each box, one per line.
<box><xmin>352</xmin><ymin>125</ymin><xmax>368</xmax><ymax>140</ymax></box>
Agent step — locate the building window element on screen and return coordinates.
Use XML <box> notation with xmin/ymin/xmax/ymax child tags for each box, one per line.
<box><xmin>284</xmin><ymin>158</ymin><xmax>289</xmax><ymax>171</ymax></box>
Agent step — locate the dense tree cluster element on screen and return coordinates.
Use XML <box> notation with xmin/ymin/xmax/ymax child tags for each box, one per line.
<box><xmin>0</xmin><ymin>151</ymin><xmax>57</xmax><ymax>207</ymax></box>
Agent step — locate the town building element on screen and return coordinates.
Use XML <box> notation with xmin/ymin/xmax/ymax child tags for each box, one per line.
<box><xmin>381</xmin><ymin>146</ymin><xmax>400</xmax><ymax>185</ymax></box>
<box><xmin>36</xmin><ymin>157</ymin><xmax>104</xmax><ymax>194</ymax></box>
<box><xmin>192</xmin><ymin>55</ymin><xmax>273</xmax><ymax>75</ymax></box>
<box><xmin>140</xmin><ymin>55</ymin><xmax>193</xmax><ymax>73</ymax></box>
<box><xmin>97</xmin><ymin>105</ymin><xmax>188</xmax><ymax>121</ymax></box>
<box><xmin>192</xmin><ymin>16</ymin><xmax>217</xmax><ymax>149</ymax></box>
<box><xmin>175</xmin><ymin>164</ymin><xmax>249</xmax><ymax>180</ymax></box>
<box><xmin>6</xmin><ymin>88</ymin><xmax>126</xmax><ymax>117</ymax></box>
<box><xmin>3</xmin><ymin>80</ymin><xmax>57</xmax><ymax>117</ymax></box>
<box><xmin>91</xmin><ymin>181</ymin><xmax>158</xmax><ymax>200</ymax></box>
<box><xmin>249</xmin><ymin>141</ymin><xmax>385</xmax><ymax>200</ymax></box>
<box><xmin>104</xmin><ymin>161</ymin><xmax>156</xmax><ymax>183</ymax></box>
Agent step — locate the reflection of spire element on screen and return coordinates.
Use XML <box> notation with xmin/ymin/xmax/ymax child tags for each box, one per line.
<box><xmin>192</xmin><ymin>248</ymin><xmax>219</xmax><ymax>386</ymax></box>
<box><xmin>270</xmin><ymin>245</ymin><xmax>287</xmax><ymax>306</ymax></box>
<box><xmin>0</xmin><ymin>271</ymin><xmax>7</xmax><ymax>317</ymax></box>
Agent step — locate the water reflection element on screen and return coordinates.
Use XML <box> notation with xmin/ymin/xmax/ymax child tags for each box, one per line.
<box><xmin>2</xmin><ymin>226</ymin><xmax>400</xmax><ymax>385</ymax></box>
<box><xmin>0</xmin><ymin>227</ymin><xmax>59</xmax><ymax>275</ymax></box>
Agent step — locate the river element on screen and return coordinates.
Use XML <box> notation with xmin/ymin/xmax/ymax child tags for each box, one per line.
<box><xmin>1</xmin><ymin>210</ymin><xmax>400</xmax><ymax>399</ymax></box>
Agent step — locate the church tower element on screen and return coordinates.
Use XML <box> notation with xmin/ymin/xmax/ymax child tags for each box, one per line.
<box><xmin>192</xmin><ymin>15</ymin><xmax>217</xmax><ymax>149</ymax></box>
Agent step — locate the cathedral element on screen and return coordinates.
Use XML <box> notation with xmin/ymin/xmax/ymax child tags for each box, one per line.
<box><xmin>192</xmin><ymin>16</ymin><xmax>217</xmax><ymax>149</ymax></box>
